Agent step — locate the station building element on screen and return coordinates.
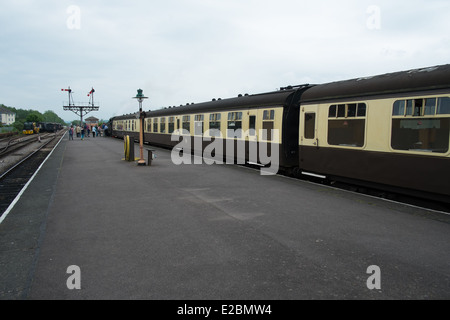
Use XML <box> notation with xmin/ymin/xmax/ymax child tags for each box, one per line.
<box><xmin>0</xmin><ymin>105</ymin><xmax>16</xmax><ymax>125</ymax></box>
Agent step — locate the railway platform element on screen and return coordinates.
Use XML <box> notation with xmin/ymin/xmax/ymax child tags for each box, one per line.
<box><xmin>1</xmin><ymin>133</ymin><xmax>450</xmax><ymax>300</ymax></box>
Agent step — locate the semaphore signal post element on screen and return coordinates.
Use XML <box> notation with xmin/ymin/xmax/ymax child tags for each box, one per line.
<box><xmin>62</xmin><ymin>87</ymin><xmax>99</xmax><ymax>126</ymax></box>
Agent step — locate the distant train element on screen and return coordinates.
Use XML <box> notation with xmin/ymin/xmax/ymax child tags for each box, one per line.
<box><xmin>109</xmin><ymin>64</ymin><xmax>450</xmax><ymax>205</ymax></box>
<box><xmin>23</xmin><ymin>122</ymin><xmax>63</xmax><ymax>135</ymax></box>
<box><xmin>39</xmin><ymin>122</ymin><xmax>63</xmax><ymax>133</ymax></box>
<box><xmin>23</xmin><ymin>122</ymin><xmax>40</xmax><ymax>135</ymax></box>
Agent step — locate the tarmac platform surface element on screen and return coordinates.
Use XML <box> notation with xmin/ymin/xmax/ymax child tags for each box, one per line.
<box><xmin>1</xmin><ymin>133</ymin><xmax>450</xmax><ymax>300</ymax></box>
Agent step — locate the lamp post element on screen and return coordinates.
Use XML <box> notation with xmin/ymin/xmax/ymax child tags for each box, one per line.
<box><xmin>133</xmin><ymin>88</ymin><xmax>148</xmax><ymax>166</ymax></box>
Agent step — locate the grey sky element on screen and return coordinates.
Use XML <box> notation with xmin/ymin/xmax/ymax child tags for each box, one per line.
<box><xmin>1</xmin><ymin>0</ymin><xmax>449</xmax><ymax>121</ymax></box>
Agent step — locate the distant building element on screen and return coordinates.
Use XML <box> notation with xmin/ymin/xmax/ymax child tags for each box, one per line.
<box><xmin>85</xmin><ymin>116</ymin><xmax>99</xmax><ymax>127</ymax></box>
<box><xmin>0</xmin><ymin>105</ymin><xmax>16</xmax><ymax>125</ymax></box>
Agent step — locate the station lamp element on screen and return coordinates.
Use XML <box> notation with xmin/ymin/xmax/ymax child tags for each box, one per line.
<box><xmin>133</xmin><ymin>88</ymin><xmax>148</xmax><ymax>166</ymax></box>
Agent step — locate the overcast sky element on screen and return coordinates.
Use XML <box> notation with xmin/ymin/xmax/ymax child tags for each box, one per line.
<box><xmin>1</xmin><ymin>0</ymin><xmax>449</xmax><ymax>122</ymax></box>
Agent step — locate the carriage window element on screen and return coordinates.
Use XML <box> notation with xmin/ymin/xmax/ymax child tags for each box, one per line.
<box><xmin>347</xmin><ymin>104</ymin><xmax>357</xmax><ymax>117</ymax></box>
<box><xmin>182</xmin><ymin>115</ymin><xmax>191</xmax><ymax>133</ymax></box>
<box><xmin>337</xmin><ymin>104</ymin><xmax>346</xmax><ymax>118</ymax></box>
<box><xmin>153</xmin><ymin>119</ymin><xmax>158</xmax><ymax>133</ymax></box>
<box><xmin>304</xmin><ymin>113</ymin><xmax>316</xmax><ymax>139</ymax></box>
<box><xmin>393</xmin><ymin>100</ymin><xmax>405</xmax><ymax>116</ymax></box>
<box><xmin>262</xmin><ymin>110</ymin><xmax>275</xmax><ymax>141</ymax></box>
<box><xmin>395</xmin><ymin>97</ymin><xmax>450</xmax><ymax>116</ymax></box>
<box><xmin>209</xmin><ymin>113</ymin><xmax>221</xmax><ymax>136</ymax></box>
<box><xmin>357</xmin><ymin>103</ymin><xmax>367</xmax><ymax>117</ymax></box>
<box><xmin>249</xmin><ymin>115</ymin><xmax>256</xmax><ymax>136</ymax></box>
<box><xmin>146</xmin><ymin>119</ymin><xmax>152</xmax><ymax>133</ymax></box>
<box><xmin>160</xmin><ymin>118</ymin><xmax>166</xmax><ymax>133</ymax></box>
<box><xmin>227</xmin><ymin>112</ymin><xmax>242</xmax><ymax>138</ymax></box>
<box><xmin>168</xmin><ymin>117</ymin><xmax>175</xmax><ymax>134</ymax></box>
<box><xmin>391</xmin><ymin>97</ymin><xmax>450</xmax><ymax>153</ymax></box>
<box><xmin>437</xmin><ymin>97</ymin><xmax>450</xmax><ymax>114</ymax></box>
<box><xmin>194</xmin><ymin>114</ymin><xmax>204</xmax><ymax>136</ymax></box>
<box><xmin>329</xmin><ymin>105</ymin><xmax>337</xmax><ymax>117</ymax></box>
<box><xmin>391</xmin><ymin>118</ymin><xmax>449</xmax><ymax>153</ymax></box>
<box><xmin>328</xmin><ymin>103</ymin><xmax>366</xmax><ymax>147</ymax></box>
<box><xmin>263</xmin><ymin>110</ymin><xmax>275</xmax><ymax>120</ymax></box>
<box><xmin>406</xmin><ymin>100</ymin><xmax>413</xmax><ymax>116</ymax></box>
<box><xmin>414</xmin><ymin>99</ymin><xmax>423</xmax><ymax>116</ymax></box>
<box><xmin>329</xmin><ymin>104</ymin><xmax>366</xmax><ymax>118</ymax></box>
<box><xmin>424</xmin><ymin>98</ymin><xmax>436</xmax><ymax>115</ymax></box>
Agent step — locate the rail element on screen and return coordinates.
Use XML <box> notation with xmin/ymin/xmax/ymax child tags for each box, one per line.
<box><xmin>0</xmin><ymin>133</ymin><xmax>54</xmax><ymax>158</ymax></box>
<box><xmin>0</xmin><ymin>134</ymin><xmax>57</xmax><ymax>180</ymax></box>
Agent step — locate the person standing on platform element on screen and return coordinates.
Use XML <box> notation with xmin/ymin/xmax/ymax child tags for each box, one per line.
<box><xmin>76</xmin><ymin>125</ymin><xmax>81</xmax><ymax>138</ymax></box>
<box><xmin>69</xmin><ymin>126</ymin><xmax>74</xmax><ymax>140</ymax></box>
<box><xmin>92</xmin><ymin>125</ymin><xmax>97</xmax><ymax>138</ymax></box>
<box><xmin>81</xmin><ymin>126</ymin><xmax>85</xmax><ymax>140</ymax></box>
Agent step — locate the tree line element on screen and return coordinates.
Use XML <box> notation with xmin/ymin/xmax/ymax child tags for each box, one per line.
<box><xmin>1</xmin><ymin>104</ymin><xmax>66</xmax><ymax>132</ymax></box>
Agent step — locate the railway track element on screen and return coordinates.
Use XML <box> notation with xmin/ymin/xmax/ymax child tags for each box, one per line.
<box><xmin>0</xmin><ymin>132</ymin><xmax>17</xmax><ymax>140</ymax></box>
<box><xmin>0</xmin><ymin>133</ymin><xmax>54</xmax><ymax>158</ymax></box>
<box><xmin>295</xmin><ymin>174</ymin><xmax>450</xmax><ymax>215</ymax></box>
<box><xmin>0</xmin><ymin>132</ymin><xmax>65</xmax><ymax>217</ymax></box>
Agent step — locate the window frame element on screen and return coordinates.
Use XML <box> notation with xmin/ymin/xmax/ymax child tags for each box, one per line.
<box><xmin>160</xmin><ymin>117</ymin><xmax>166</xmax><ymax>134</ymax></box>
<box><xmin>153</xmin><ymin>118</ymin><xmax>158</xmax><ymax>133</ymax></box>
<box><xmin>227</xmin><ymin>112</ymin><xmax>243</xmax><ymax>138</ymax></box>
<box><xmin>182</xmin><ymin>115</ymin><xmax>191</xmax><ymax>134</ymax></box>
<box><xmin>168</xmin><ymin>116</ymin><xmax>175</xmax><ymax>134</ymax></box>
<box><xmin>327</xmin><ymin>102</ymin><xmax>367</xmax><ymax>148</ymax></box>
<box><xmin>194</xmin><ymin>114</ymin><xmax>204</xmax><ymax>136</ymax></box>
<box><xmin>209</xmin><ymin>113</ymin><xmax>222</xmax><ymax>136</ymax></box>
<box><xmin>391</xmin><ymin>96</ymin><xmax>450</xmax><ymax>154</ymax></box>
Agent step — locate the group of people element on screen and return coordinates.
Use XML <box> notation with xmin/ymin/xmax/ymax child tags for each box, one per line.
<box><xmin>68</xmin><ymin>124</ymin><xmax>108</xmax><ymax>140</ymax></box>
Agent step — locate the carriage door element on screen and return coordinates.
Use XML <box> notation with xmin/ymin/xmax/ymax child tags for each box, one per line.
<box><xmin>300</xmin><ymin>105</ymin><xmax>318</xmax><ymax>147</ymax></box>
<box><xmin>248</xmin><ymin>113</ymin><xmax>257</xmax><ymax>141</ymax></box>
<box><xmin>247</xmin><ymin>111</ymin><xmax>258</xmax><ymax>164</ymax></box>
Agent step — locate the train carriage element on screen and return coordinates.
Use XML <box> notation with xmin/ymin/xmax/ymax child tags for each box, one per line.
<box><xmin>39</xmin><ymin>122</ymin><xmax>62</xmax><ymax>133</ymax></box>
<box><xmin>111</xmin><ymin>64</ymin><xmax>450</xmax><ymax>205</ymax></box>
<box><xmin>113</xmin><ymin>86</ymin><xmax>311</xmax><ymax>169</ymax></box>
<box><xmin>111</xmin><ymin>114</ymin><xmax>140</xmax><ymax>140</ymax></box>
<box><xmin>297</xmin><ymin>65</ymin><xmax>450</xmax><ymax>203</ymax></box>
